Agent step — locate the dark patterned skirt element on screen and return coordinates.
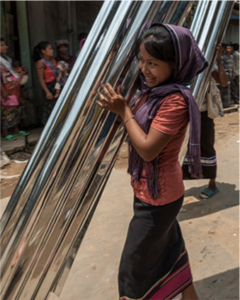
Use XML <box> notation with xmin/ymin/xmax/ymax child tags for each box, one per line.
<box><xmin>231</xmin><ymin>75</ymin><xmax>239</xmax><ymax>104</ymax></box>
<box><xmin>118</xmin><ymin>195</ymin><xmax>192</xmax><ymax>300</ymax></box>
<box><xmin>183</xmin><ymin>111</ymin><xmax>217</xmax><ymax>179</ymax></box>
<box><xmin>42</xmin><ymin>80</ymin><xmax>57</xmax><ymax>125</ymax></box>
<box><xmin>1</xmin><ymin>97</ymin><xmax>25</xmax><ymax>130</ymax></box>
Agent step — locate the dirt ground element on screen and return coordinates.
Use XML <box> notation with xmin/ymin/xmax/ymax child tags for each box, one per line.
<box><xmin>1</xmin><ymin>111</ymin><xmax>239</xmax><ymax>300</ymax></box>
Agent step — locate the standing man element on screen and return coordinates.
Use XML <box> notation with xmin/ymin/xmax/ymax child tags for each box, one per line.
<box><xmin>221</xmin><ymin>44</ymin><xmax>236</xmax><ymax>107</ymax></box>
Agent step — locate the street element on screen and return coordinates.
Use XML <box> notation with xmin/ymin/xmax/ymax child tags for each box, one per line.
<box><xmin>1</xmin><ymin>110</ymin><xmax>239</xmax><ymax>300</ymax></box>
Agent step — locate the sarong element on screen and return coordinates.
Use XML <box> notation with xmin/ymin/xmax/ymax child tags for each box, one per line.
<box><xmin>119</xmin><ymin>195</ymin><xmax>192</xmax><ymax>300</ymax></box>
<box><xmin>231</xmin><ymin>75</ymin><xmax>239</xmax><ymax>104</ymax></box>
<box><xmin>218</xmin><ymin>75</ymin><xmax>232</xmax><ymax>108</ymax></box>
<box><xmin>183</xmin><ymin>111</ymin><xmax>216</xmax><ymax>179</ymax></box>
<box><xmin>1</xmin><ymin>82</ymin><xmax>25</xmax><ymax>130</ymax></box>
<box><xmin>42</xmin><ymin>80</ymin><xmax>57</xmax><ymax>125</ymax></box>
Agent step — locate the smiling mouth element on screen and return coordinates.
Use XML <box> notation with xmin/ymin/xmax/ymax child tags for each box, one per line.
<box><xmin>145</xmin><ymin>77</ymin><xmax>155</xmax><ymax>82</ymax></box>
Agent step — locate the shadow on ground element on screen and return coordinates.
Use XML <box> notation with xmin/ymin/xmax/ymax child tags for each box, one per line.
<box><xmin>178</xmin><ymin>182</ymin><xmax>239</xmax><ymax>221</ymax></box>
<box><xmin>195</xmin><ymin>267</ymin><xmax>239</xmax><ymax>300</ymax></box>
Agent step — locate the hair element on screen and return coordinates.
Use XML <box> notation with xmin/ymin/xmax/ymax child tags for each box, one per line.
<box><xmin>233</xmin><ymin>43</ymin><xmax>239</xmax><ymax>51</ymax></box>
<box><xmin>12</xmin><ymin>60</ymin><xmax>21</xmax><ymax>68</ymax></box>
<box><xmin>78</xmin><ymin>32</ymin><xmax>88</xmax><ymax>43</ymax></box>
<box><xmin>1</xmin><ymin>37</ymin><xmax>4</xmax><ymax>42</ymax></box>
<box><xmin>57</xmin><ymin>43</ymin><xmax>68</xmax><ymax>48</ymax></box>
<box><xmin>135</xmin><ymin>25</ymin><xmax>175</xmax><ymax>68</ymax></box>
<box><xmin>33</xmin><ymin>41</ymin><xmax>51</xmax><ymax>62</ymax></box>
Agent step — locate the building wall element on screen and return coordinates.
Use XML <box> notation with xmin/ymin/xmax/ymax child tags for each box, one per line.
<box><xmin>223</xmin><ymin>21</ymin><xmax>239</xmax><ymax>44</ymax></box>
<box><xmin>27</xmin><ymin>1</ymin><xmax>103</xmax><ymax>124</ymax></box>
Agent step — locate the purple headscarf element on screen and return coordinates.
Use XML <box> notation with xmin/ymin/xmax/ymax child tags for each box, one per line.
<box><xmin>127</xmin><ymin>24</ymin><xmax>208</xmax><ymax>198</ymax></box>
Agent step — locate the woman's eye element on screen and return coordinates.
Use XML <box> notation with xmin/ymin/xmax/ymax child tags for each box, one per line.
<box><xmin>149</xmin><ymin>62</ymin><xmax>156</xmax><ymax>66</ymax></box>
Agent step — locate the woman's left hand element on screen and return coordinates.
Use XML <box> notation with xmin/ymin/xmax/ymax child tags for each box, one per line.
<box><xmin>97</xmin><ymin>83</ymin><xmax>127</xmax><ymax>117</ymax></box>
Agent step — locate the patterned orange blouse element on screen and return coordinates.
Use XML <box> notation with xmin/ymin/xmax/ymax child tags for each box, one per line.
<box><xmin>131</xmin><ymin>93</ymin><xmax>189</xmax><ymax>206</ymax></box>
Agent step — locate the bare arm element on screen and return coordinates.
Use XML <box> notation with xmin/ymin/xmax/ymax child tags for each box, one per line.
<box><xmin>211</xmin><ymin>44</ymin><xmax>228</xmax><ymax>87</ymax></box>
<box><xmin>97</xmin><ymin>84</ymin><xmax>172</xmax><ymax>162</ymax></box>
<box><xmin>16</xmin><ymin>71</ymin><xmax>24</xmax><ymax>85</ymax></box>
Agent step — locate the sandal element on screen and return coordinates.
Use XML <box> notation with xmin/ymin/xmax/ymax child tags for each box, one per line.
<box><xmin>1</xmin><ymin>135</ymin><xmax>17</xmax><ymax>141</ymax></box>
<box><xmin>199</xmin><ymin>187</ymin><xmax>219</xmax><ymax>199</ymax></box>
<box><xmin>15</xmin><ymin>131</ymin><xmax>30</xmax><ymax>136</ymax></box>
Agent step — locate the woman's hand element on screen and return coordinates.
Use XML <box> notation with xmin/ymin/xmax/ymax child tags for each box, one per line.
<box><xmin>97</xmin><ymin>83</ymin><xmax>128</xmax><ymax>118</ymax></box>
<box><xmin>46</xmin><ymin>91</ymin><xmax>54</xmax><ymax>100</ymax></box>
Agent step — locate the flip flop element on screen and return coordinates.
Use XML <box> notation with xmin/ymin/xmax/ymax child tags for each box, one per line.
<box><xmin>15</xmin><ymin>131</ymin><xmax>30</xmax><ymax>136</ymax></box>
<box><xmin>1</xmin><ymin>135</ymin><xmax>17</xmax><ymax>141</ymax></box>
<box><xmin>199</xmin><ymin>187</ymin><xmax>219</xmax><ymax>199</ymax></box>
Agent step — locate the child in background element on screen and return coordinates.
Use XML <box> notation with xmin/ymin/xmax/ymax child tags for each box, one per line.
<box><xmin>10</xmin><ymin>61</ymin><xmax>28</xmax><ymax>86</ymax></box>
<box><xmin>54</xmin><ymin>61</ymin><xmax>68</xmax><ymax>98</ymax></box>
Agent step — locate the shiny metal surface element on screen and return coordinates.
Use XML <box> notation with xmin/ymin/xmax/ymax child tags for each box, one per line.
<box><xmin>192</xmin><ymin>0</ymin><xmax>234</xmax><ymax>107</ymax></box>
<box><xmin>190</xmin><ymin>0</ymin><xmax>210</xmax><ymax>42</ymax></box>
<box><xmin>175</xmin><ymin>1</ymin><xmax>196</xmax><ymax>27</ymax></box>
<box><xmin>0</xmin><ymin>1</ymin><xmax>233</xmax><ymax>299</ymax></box>
<box><xmin>0</xmin><ymin>1</ymin><xmax>184</xmax><ymax>299</ymax></box>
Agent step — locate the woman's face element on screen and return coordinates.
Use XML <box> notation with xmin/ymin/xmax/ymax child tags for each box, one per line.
<box><xmin>41</xmin><ymin>44</ymin><xmax>54</xmax><ymax>58</ymax></box>
<box><xmin>58</xmin><ymin>44</ymin><xmax>68</xmax><ymax>55</ymax></box>
<box><xmin>1</xmin><ymin>41</ymin><xmax>8</xmax><ymax>54</ymax></box>
<box><xmin>138</xmin><ymin>43</ymin><xmax>173</xmax><ymax>87</ymax></box>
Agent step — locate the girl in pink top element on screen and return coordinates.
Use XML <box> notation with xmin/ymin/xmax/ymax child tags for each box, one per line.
<box><xmin>98</xmin><ymin>24</ymin><xmax>207</xmax><ymax>300</ymax></box>
<box><xmin>33</xmin><ymin>41</ymin><xmax>59</xmax><ymax>124</ymax></box>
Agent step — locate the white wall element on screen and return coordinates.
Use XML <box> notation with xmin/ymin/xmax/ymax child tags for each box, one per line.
<box><xmin>223</xmin><ymin>21</ymin><xmax>239</xmax><ymax>44</ymax></box>
<box><xmin>26</xmin><ymin>1</ymin><xmax>103</xmax><ymax>123</ymax></box>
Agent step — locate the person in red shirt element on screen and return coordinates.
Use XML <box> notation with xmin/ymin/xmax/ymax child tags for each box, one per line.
<box><xmin>98</xmin><ymin>24</ymin><xmax>208</xmax><ymax>300</ymax></box>
<box><xmin>33</xmin><ymin>41</ymin><xmax>59</xmax><ymax>125</ymax></box>
<box><xmin>1</xmin><ymin>38</ymin><xmax>29</xmax><ymax>140</ymax></box>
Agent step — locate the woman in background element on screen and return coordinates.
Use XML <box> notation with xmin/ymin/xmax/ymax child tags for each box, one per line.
<box><xmin>33</xmin><ymin>41</ymin><xmax>59</xmax><ymax>125</ymax></box>
<box><xmin>1</xmin><ymin>38</ymin><xmax>28</xmax><ymax>140</ymax></box>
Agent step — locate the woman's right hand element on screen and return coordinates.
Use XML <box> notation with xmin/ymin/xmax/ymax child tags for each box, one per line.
<box><xmin>46</xmin><ymin>91</ymin><xmax>54</xmax><ymax>100</ymax></box>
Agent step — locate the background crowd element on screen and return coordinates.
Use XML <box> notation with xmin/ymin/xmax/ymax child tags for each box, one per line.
<box><xmin>1</xmin><ymin>34</ymin><xmax>87</xmax><ymax>140</ymax></box>
<box><xmin>0</xmin><ymin>32</ymin><xmax>239</xmax><ymax>142</ymax></box>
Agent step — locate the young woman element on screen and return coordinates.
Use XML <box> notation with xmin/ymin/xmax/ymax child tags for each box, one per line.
<box><xmin>97</xmin><ymin>24</ymin><xmax>208</xmax><ymax>300</ymax></box>
<box><xmin>1</xmin><ymin>38</ymin><xmax>28</xmax><ymax>140</ymax></box>
<box><xmin>33</xmin><ymin>41</ymin><xmax>59</xmax><ymax>125</ymax></box>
